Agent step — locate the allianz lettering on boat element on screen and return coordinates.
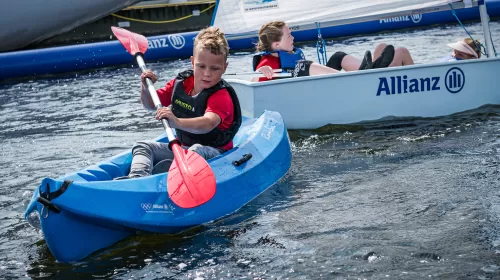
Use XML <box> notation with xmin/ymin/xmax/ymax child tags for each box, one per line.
<box><xmin>140</xmin><ymin>202</ymin><xmax>175</xmax><ymax>213</ymax></box>
<box><xmin>376</xmin><ymin>67</ymin><xmax>465</xmax><ymax>96</ymax></box>
<box><xmin>261</xmin><ymin>120</ymin><xmax>277</xmax><ymax>140</ymax></box>
<box><xmin>380</xmin><ymin>14</ymin><xmax>423</xmax><ymax>24</ymax></box>
<box><xmin>147</xmin><ymin>35</ymin><xmax>185</xmax><ymax>49</ymax></box>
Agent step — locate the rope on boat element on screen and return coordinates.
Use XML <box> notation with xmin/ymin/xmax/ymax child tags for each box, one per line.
<box><xmin>449</xmin><ymin>3</ymin><xmax>498</xmax><ymax>57</ymax></box>
<box><xmin>315</xmin><ymin>22</ymin><xmax>328</xmax><ymax>65</ymax></box>
<box><xmin>111</xmin><ymin>4</ymin><xmax>215</xmax><ymax>24</ymax></box>
<box><xmin>37</xmin><ymin>180</ymin><xmax>73</xmax><ymax>218</ymax></box>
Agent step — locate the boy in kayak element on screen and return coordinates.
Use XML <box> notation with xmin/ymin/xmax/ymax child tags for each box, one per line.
<box><xmin>117</xmin><ymin>27</ymin><xmax>241</xmax><ymax>179</ymax></box>
<box><xmin>254</xmin><ymin>20</ymin><xmax>399</xmax><ymax>80</ymax></box>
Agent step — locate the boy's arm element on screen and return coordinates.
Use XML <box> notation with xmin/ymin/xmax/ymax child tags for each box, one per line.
<box><xmin>140</xmin><ymin>83</ymin><xmax>155</xmax><ymax>110</ymax></box>
<box><xmin>139</xmin><ymin>70</ymin><xmax>175</xmax><ymax>110</ymax></box>
<box><xmin>159</xmin><ymin>90</ymin><xmax>231</xmax><ymax>134</ymax></box>
<box><xmin>141</xmin><ymin>80</ymin><xmax>175</xmax><ymax>110</ymax></box>
<box><xmin>256</xmin><ymin>56</ymin><xmax>280</xmax><ymax>81</ymax></box>
<box><xmin>174</xmin><ymin>113</ymin><xmax>221</xmax><ymax>134</ymax></box>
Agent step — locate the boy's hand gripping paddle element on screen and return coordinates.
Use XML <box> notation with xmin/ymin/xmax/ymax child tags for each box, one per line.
<box><xmin>111</xmin><ymin>26</ymin><xmax>216</xmax><ymax>208</ymax></box>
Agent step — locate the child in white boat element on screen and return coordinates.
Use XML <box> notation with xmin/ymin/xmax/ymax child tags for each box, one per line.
<box><xmin>254</xmin><ymin>20</ymin><xmax>398</xmax><ymax>80</ymax></box>
<box><xmin>442</xmin><ymin>38</ymin><xmax>482</xmax><ymax>61</ymax></box>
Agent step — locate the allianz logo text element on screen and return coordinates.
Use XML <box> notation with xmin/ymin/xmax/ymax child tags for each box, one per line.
<box><xmin>376</xmin><ymin>67</ymin><xmax>465</xmax><ymax>96</ymax></box>
<box><xmin>147</xmin><ymin>35</ymin><xmax>186</xmax><ymax>50</ymax></box>
<box><xmin>168</xmin><ymin>35</ymin><xmax>185</xmax><ymax>49</ymax></box>
<box><xmin>148</xmin><ymin>38</ymin><xmax>168</xmax><ymax>49</ymax></box>
<box><xmin>380</xmin><ymin>14</ymin><xmax>423</xmax><ymax>24</ymax></box>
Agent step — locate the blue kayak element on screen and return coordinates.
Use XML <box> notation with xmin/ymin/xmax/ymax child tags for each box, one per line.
<box><xmin>24</xmin><ymin>110</ymin><xmax>292</xmax><ymax>263</ymax></box>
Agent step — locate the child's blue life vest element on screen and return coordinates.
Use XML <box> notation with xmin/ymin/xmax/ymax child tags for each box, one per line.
<box><xmin>252</xmin><ymin>48</ymin><xmax>306</xmax><ymax>72</ymax></box>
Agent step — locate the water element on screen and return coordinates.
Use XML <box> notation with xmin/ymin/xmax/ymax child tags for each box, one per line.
<box><xmin>1</xmin><ymin>21</ymin><xmax>500</xmax><ymax>279</ymax></box>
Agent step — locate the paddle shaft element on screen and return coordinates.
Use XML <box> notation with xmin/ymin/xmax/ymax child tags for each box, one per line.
<box><xmin>136</xmin><ymin>55</ymin><xmax>176</xmax><ymax>141</ymax></box>
<box><xmin>111</xmin><ymin>26</ymin><xmax>216</xmax><ymax>208</ymax></box>
<box><xmin>136</xmin><ymin>55</ymin><xmax>203</xmax><ymax>202</ymax></box>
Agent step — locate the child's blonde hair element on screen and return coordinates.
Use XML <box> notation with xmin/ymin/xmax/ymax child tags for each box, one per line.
<box><xmin>193</xmin><ymin>27</ymin><xmax>229</xmax><ymax>60</ymax></box>
<box><xmin>463</xmin><ymin>38</ymin><xmax>482</xmax><ymax>58</ymax></box>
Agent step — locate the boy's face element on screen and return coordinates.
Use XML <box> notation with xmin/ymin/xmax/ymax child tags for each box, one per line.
<box><xmin>190</xmin><ymin>48</ymin><xmax>228</xmax><ymax>90</ymax></box>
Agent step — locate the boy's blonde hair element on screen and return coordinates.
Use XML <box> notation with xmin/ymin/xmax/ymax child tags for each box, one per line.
<box><xmin>193</xmin><ymin>27</ymin><xmax>229</xmax><ymax>60</ymax></box>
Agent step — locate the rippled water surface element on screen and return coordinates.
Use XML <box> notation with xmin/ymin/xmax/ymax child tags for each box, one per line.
<box><xmin>1</xmin><ymin>21</ymin><xmax>500</xmax><ymax>279</ymax></box>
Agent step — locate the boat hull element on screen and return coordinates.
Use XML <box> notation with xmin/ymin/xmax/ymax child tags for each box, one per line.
<box><xmin>226</xmin><ymin>58</ymin><xmax>500</xmax><ymax>129</ymax></box>
<box><xmin>0</xmin><ymin>0</ymin><xmax>141</xmax><ymax>52</ymax></box>
<box><xmin>24</xmin><ymin>110</ymin><xmax>292</xmax><ymax>263</ymax></box>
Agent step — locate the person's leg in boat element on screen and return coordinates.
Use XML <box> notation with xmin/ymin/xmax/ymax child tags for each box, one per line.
<box><xmin>293</xmin><ymin>45</ymin><xmax>395</xmax><ymax>77</ymax></box>
<box><xmin>373</xmin><ymin>43</ymin><xmax>414</xmax><ymax>67</ymax></box>
<box><xmin>115</xmin><ymin>140</ymin><xmax>174</xmax><ymax>179</ymax></box>
<box><xmin>188</xmin><ymin>144</ymin><xmax>222</xmax><ymax>160</ymax></box>
<box><xmin>326</xmin><ymin>47</ymin><xmax>394</xmax><ymax>71</ymax></box>
<box><xmin>371</xmin><ymin>44</ymin><xmax>395</xmax><ymax>68</ymax></box>
<box><xmin>293</xmin><ymin>60</ymin><xmax>339</xmax><ymax>77</ymax></box>
<box><xmin>326</xmin><ymin>51</ymin><xmax>370</xmax><ymax>71</ymax></box>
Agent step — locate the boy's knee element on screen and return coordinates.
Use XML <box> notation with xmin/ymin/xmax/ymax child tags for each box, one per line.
<box><xmin>398</xmin><ymin>47</ymin><xmax>410</xmax><ymax>55</ymax></box>
<box><xmin>375</xmin><ymin>43</ymin><xmax>389</xmax><ymax>52</ymax></box>
<box><xmin>326</xmin><ymin>51</ymin><xmax>348</xmax><ymax>70</ymax></box>
<box><xmin>132</xmin><ymin>141</ymin><xmax>154</xmax><ymax>154</ymax></box>
<box><xmin>188</xmin><ymin>144</ymin><xmax>221</xmax><ymax>160</ymax></box>
<box><xmin>188</xmin><ymin>144</ymin><xmax>204</xmax><ymax>152</ymax></box>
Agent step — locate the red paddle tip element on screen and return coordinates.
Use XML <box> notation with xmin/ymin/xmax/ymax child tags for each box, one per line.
<box><xmin>111</xmin><ymin>26</ymin><xmax>148</xmax><ymax>55</ymax></box>
<box><xmin>167</xmin><ymin>146</ymin><xmax>216</xmax><ymax>208</ymax></box>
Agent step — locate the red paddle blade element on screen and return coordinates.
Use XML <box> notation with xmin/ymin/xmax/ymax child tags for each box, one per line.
<box><xmin>167</xmin><ymin>144</ymin><xmax>216</xmax><ymax>208</ymax></box>
<box><xmin>111</xmin><ymin>26</ymin><xmax>148</xmax><ymax>55</ymax></box>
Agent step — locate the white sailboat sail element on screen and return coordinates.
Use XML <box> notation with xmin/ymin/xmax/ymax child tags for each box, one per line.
<box><xmin>212</xmin><ymin>0</ymin><xmax>476</xmax><ymax>38</ymax></box>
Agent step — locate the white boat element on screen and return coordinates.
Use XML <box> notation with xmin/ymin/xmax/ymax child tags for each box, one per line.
<box><xmin>227</xmin><ymin>59</ymin><xmax>500</xmax><ymax>129</ymax></box>
<box><xmin>215</xmin><ymin>0</ymin><xmax>499</xmax><ymax>129</ymax></box>
<box><xmin>0</xmin><ymin>0</ymin><xmax>142</xmax><ymax>52</ymax></box>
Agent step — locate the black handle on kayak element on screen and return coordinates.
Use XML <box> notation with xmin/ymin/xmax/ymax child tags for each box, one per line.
<box><xmin>233</xmin><ymin>154</ymin><xmax>252</xmax><ymax>166</ymax></box>
<box><xmin>37</xmin><ymin>197</ymin><xmax>61</xmax><ymax>214</ymax></box>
